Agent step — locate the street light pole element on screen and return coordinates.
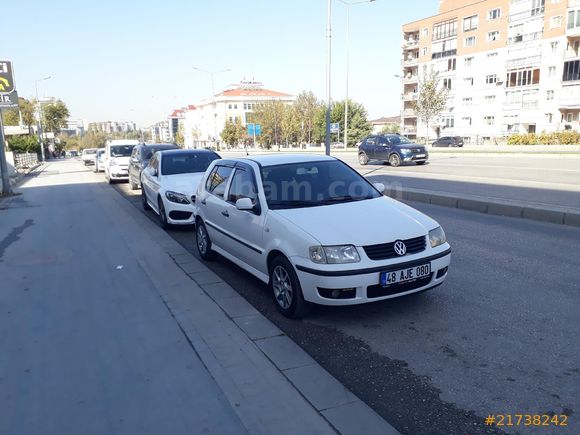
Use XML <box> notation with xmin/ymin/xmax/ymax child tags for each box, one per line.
<box><xmin>35</xmin><ymin>76</ymin><xmax>51</xmax><ymax>161</ymax></box>
<box><xmin>325</xmin><ymin>0</ymin><xmax>332</xmax><ymax>156</ymax></box>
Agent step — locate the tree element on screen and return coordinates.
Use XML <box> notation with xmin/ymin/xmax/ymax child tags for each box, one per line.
<box><xmin>281</xmin><ymin>105</ymin><xmax>301</xmax><ymax>146</ymax></box>
<box><xmin>252</xmin><ymin>100</ymin><xmax>287</xmax><ymax>148</ymax></box>
<box><xmin>43</xmin><ymin>100</ymin><xmax>70</xmax><ymax>133</ymax></box>
<box><xmin>313</xmin><ymin>99</ymin><xmax>372</xmax><ymax>147</ymax></box>
<box><xmin>294</xmin><ymin>91</ymin><xmax>323</xmax><ymax>145</ymax></box>
<box><xmin>379</xmin><ymin>123</ymin><xmax>400</xmax><ymax>134</ymax></box>
<box><xmin>174</xmin><ymin>124</ymin><xmax>185</xmax><ymax>146</ymax></box>
<box><xmin>220</xmin><ymin>118</ymin><xmax>245</xmax><ymax>147</ymax></box>
<box><xmin>1</xmin><ymin>107</ymin><xmax>19</xmax><ymax>125</ymax></box>
<box><xmin>413</xmin><ymin>66</ymin><xmax>448</xmax><ymax>141</ymax></box>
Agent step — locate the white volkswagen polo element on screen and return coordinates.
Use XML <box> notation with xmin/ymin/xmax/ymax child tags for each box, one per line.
<box><xmin>195</xmin><ymin>154</ymin><xmax>451</xmax><ymax>318</ymax></box>
<box><xmin>141</xmin><ymin>149</ymin><xmax>221</xmax><ymax>228</ymax></box>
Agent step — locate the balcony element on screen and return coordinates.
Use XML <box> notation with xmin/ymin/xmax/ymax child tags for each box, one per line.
<box><xmin>403</xmin><ymin>93</ymin><xmax>418</xmax><ymax>101</ymax></box>
<box><xmin>402</xmin><ymin>75</ymin><xmax>419</xmax><ymax>84</ymax></box>
<box><xmin>402</xmin><ymin>57</ymin><xmax>419</xmax><ymax>67</ymax></box>
<box><xmin>567</xmin><ymin>24</ymin><xmax>580</xmax><ymax>37</ymax></box>
<box><xmin>507</xmin><ymin>31</ymin><xmax>543</xmax><ymax>45</ymax></box>
<box><xmin>505</xmin><ymin>55</ymin><xmax>541</xmax><ymax>68</ymax></box>
<box><xmin>509</xmin><ymin>7</ymin><xmax>544</xmax><ymax>23</ymax></box>
<box><xmin>403</xmin><ymin>109</ymin><xmax>417</xmax><ymax>118</ymax></box>
<box><xmin>402</xmin><ymin>39</ymin><xmax>419</xmax><ymax>49</ymax></box>
<box><xmin>402</xmin><ymin>126</ymin><xmax>417</xmax><ymax>134</ymax></box>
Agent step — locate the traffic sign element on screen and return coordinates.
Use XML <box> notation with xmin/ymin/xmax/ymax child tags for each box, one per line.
<box><xmin>255</xmin><ymin>124</ymin><xmax>261</xmax><ymax>135</ymax></box>
<box><xmin>247</xmin><ymin>123</ymin><xmax>262</xmax><ymax>136</ymax></box>
<box><xmin>330</xmin><ymin>122</ymin><xmax>340</xmax><ymax>134</ymax></box>
<box><xmin>247</xmin><ymin>123</ymin><xmax>255</xmax><ymax>135</ymax></box>
<box><xmin>0</xmin><ymin>90</ymin><xmax>19</xmax><ymax>109</ymax></box>
<box><xmin>0</xmin><ymin>61</ymin><xmax>15</xmax><ymax>94</ymax></box>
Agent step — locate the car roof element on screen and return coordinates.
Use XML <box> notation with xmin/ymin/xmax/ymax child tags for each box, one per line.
<box><xmin>241</xmin><ymin>153</ymin><xmax>336</xmax><ymax>167</ymax></box>
<box><xmin>141</xmin><ymin>143</ymin><xmax>177</xmax><ymax>148</ymax></box>
<box><xmin>157</xmin><ymin>148</ymin><xmax>217</xmax><ymax>157</ymax></box>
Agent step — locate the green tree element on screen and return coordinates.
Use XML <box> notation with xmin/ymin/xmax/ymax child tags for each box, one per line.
<box><xmin>42</xmin><ymin>100</ymin><xmax>70</xmax><ymax>133</ymax></box>
<box><xmin>1</xmin><ymin>107</ymin><xmax>19</xmax><ymax>125</ymax></box>
<box><xmin>281</xmin><ymin>105</ymin><xmax>301</xmax><ymax>146</ymax></box>
<box><xmin>379</xmin><ymin>123</ymin><xmax>400</xmax><ymax>134</ymax></box>
<box><xmin>20</xmin><ymin>98</ymin><xmax>36</xmax><ymax>131</ymax></box>
<box><xmin>220</xmin><ymin>118</ymin><xmax>245</xmax><ymax>147</ymax></box>
<box><xmin>174</xmin><ymin>124</ymin><xmax>185</xmax><ymax>146</ymax></box>
<box><xmin>413</xmin><ymin>66</ymin><xmax>448</xmax><ymax>140</ymax></box>
<box><xmin>7</xmin><ymin>135</ymin><xmax>40</xmax><ymax>153</ymax></box>
<box><xmin>79</xmin><ymin>131</ymin><xmax>107</xmax><ymax>150</ymax></box>
<box><xmin>252</xmin><ymin>100</ymin><xmax>287</xmax><ymax>148</ymax></box>
<box><xmin>294</xmin><ymin>91</ymin><xmax>323</xmax><ymax>145</ymax></box>
<box><xmin>313</xmin><ymin>99</ymin><xmax>371</xmax><ymax>147</ymax></box>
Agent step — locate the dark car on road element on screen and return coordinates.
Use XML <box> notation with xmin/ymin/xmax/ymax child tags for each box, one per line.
<box><xmin>128</xmin><ymin>143</ymin><xmax>179</xmax><ymax>190</ymax></box>
<box><xmin>432</xmin><ymin>136</ymin><xmax>464</xmax><ymax>147</ymax></box>
<box><xmin>358</xmin><ymin>134</ymin><xmax>428</xmax><ymax>167</ymax></box>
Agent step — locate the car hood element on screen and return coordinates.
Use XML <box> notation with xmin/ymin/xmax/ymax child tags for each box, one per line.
<box><xmin>393</xmin><ymin>144</ymin><xmax>426</xmax><ymax>152</ymax></box>
<box><xmin>110</xmin><ymin>156</ymin><xmax>131</xmax><ymax>166</ymax></box>
<box><xmin>272</xmin><ymin>197</ymin><xmax>438</xmax><ymax>246</ymax></box>
<box><xmin>160</xmin><ymin>173</ymin><xmax>205</xmax><ymax>196</ymax></box>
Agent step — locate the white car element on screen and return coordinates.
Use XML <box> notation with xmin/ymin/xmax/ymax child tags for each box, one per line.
<box><xmin>93</xmin><ymin>148</ymin><xmax>105</xmax><ymax>172</ymax></box>
<box><xmin>195</xmin><ymin>154</ymin><xmax>451</xmax><ymax>318</ymax></box>
<box><xmin>141</xmin><ymin>149</ymin><xmax>221</xmax><ymax>228</ymax></box>
<box><xmin>81</xmin><ymin>148</ymin><xmax>98</xmax><ymax>165</ymax></box>
<box><xmin>103</xmin><ymin>140</ymin><xmax>139</xmax><ymax>183</ymax></box>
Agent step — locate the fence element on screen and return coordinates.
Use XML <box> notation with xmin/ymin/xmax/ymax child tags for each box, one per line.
<box><xmin>13</xmin><ymin>152</ymin><xmax>39</xmax><ymax>170</ymax></box>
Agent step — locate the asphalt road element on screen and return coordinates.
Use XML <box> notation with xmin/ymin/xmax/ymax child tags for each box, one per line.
<box><xmin>222</xmin><ymin>151</ymin><xmax>580</xmax><ymax>210</ymax></box>
<box><xmin>111</xmin><ymin>167</ymin><xmax>580</xmax><ymax>435</ymax></box>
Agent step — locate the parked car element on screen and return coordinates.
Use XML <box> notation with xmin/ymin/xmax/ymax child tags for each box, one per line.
<box><xmin>432</xmin><ymin>136</ymin><xmax>464</xmax><ymax>147</ymax></box>
<box><xmin>93</xmin><ymin>148</ymin><xmax>105</xmax><ymax>172</ymax></box>
<box><xmin>81</xmin><ymin>148</ymin><xmax>98</xmax><ymax>165</ymax></box>
<box><xmin>128</xmin><ymin>143</ymin><xmax>179</xmax><ymax>190</ymax></box>
<box><xmin>103</xmin><ymin>140</ymin><xmax>139</xmax><ymax>184</ymax></box>
<box><xmin>141</xmin><ymin>149</ymin><xmax>221</xmax><ymax>228</ymax></box>
<box><xmin>195</xmin><ymin>154</ymin><xmax>451</xmax><ymax>318</ymax></box>
<box><xmin>358</xmin><ymin>134</ymin><xmax>428</xmax><ymax>167</ymax></box>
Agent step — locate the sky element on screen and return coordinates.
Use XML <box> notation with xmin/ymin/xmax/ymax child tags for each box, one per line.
<box><xmin>5</xmin><ymin>0</ymin><xmax>438</xmax><ymax>127</ymax></box>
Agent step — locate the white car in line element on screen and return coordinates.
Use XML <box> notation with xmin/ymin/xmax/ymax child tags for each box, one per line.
<box><xmin>195</xmin><ymin>154</ymin><xmax>451</xmax><ymax>318</ymax></box>
<box><xmin>141</xmin><ymin>149</ymin><xmax>221</xmax><ymax>228</ymax></box>
<box><xmin>93</xmin><ymin>148</ymin><xmax>105</xmax><ymax>172</ymax></box>
<box><xmin>103</xmin><ymin>139</ymin><xmax>139</xmax><ymax>184</ymax></box>
<box><xmin>81</xmin><ymin>148</ymin><xmax>98</xmax><ymax>165</ymax></box>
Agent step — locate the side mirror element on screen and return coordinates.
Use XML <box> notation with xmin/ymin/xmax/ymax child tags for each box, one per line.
<box><xmin>373</xmin><ymin>182</ymin><xmax>385</xmax><ymax>194</ymax></box>
<box><xmin>235</xmin><ymin>198</ymin><xmax>254</xmax><ymax>211</ymax></box>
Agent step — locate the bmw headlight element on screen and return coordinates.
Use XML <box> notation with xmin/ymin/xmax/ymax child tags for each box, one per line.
<box><xmin>165</xmin><ymin>191</ymin><xmax>190</xmax><ymax>204</ymax></box>
<box><xmin>429</xmin><ymin>226</ymin><xmax>447</xmax><ymax>248</ymax></box>
<box><xmin>309</xmin><ymin>245</ymin><xmax>360</xmax><ymax>264</ymax></box>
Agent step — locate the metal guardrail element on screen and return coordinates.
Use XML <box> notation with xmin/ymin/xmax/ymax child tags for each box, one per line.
<box><xmin>13</xmin><ymin>152</ymin><xmax>39</xmax><ymax>169</ymax></box>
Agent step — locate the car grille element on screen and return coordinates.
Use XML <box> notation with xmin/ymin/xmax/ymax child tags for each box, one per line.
<box><xmin>363</xmin><ymin>235</ymin><xmax>426</xmax><ymax>260</ymax></box>
<box><xmin>367</xmin><ymin>274</ymin><xmax>433</xmax><ymax>298</ymax></box>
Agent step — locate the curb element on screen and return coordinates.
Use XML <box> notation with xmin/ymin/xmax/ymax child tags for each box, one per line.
<box><xmin>385</xmin><ymin>186</ymin><xmax>580</xmax><ymax>228</ymax></box>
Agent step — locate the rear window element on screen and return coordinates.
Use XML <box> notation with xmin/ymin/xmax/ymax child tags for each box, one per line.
<box><xmin>110</xmin><ymin>145</ymin><xmax>135</xmax><ymax>157</ymax></box>
<box><xmin>161</xmin><ymin>152</ymin><xmax>219</xmax><ymax>175</ymax></box>
<box><xmin>143</xmin><ymin>145</ymin><xmax>177</xmax><ymax>160</ymax></box>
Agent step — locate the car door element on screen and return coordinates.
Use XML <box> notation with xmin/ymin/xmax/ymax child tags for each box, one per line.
<box><xmin>129</xmin><ymin>146</ymin><xmax>140</xmax><ymax>182</ymax></box>
<box><xmin>221</xmin><ymin>165</ymin><xmax>265</xmax><ymax>271</ymax></box>
<box><xmin>142</xmin><ymin>154</ymin><xmax>160</xmax><ymax>210</ymax></box>
<box><xmin>364</xmin><ymin>136</ymin><xmax>378</xmax><ymax>159</ymax></box>
<box><xmin>375</xmin><ymin>136</ymin><xmax>391</xmax><ymax>160</ymax></box>
<box><xmin>200</xmin><ymin>164</ymin><xmax>235</xmax><ymax>249</ymax></box>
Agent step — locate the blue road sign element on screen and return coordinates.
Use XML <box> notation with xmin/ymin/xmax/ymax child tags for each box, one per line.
<box><xmin>255</xmin><ymin>124</ymin><xmax>261</xmax><ymax>135</ymax></box>
<box><xmin>330</xmin><ymin>122</ymin><xmax>340</xmax><ymax>134</ymax></box>
<box><xmin>247</xmin><ymin>123</ymin><xmax>255</xmax><ymax>135</ymax></box>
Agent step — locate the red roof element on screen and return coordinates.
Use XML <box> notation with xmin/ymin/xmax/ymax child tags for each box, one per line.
<box><xmin>186</xmin><ymin>104</ymin><xmax>196</xmax><ymax>110</ymax></box>
<box><xmin>217</xmin><ymin>88</ymin><xmax>292</xmax><ymax>98</ymax></box>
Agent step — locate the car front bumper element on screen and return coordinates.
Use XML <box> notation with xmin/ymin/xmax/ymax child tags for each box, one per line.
<box><xmin>164</xmin><ymin>200</ymin><xmax>196</xmax><ymax>225</ymax></box>
<box><xmin>108</xmin><ymin>166</ymin><xmax>129</xmax><ymax>179</ymax></box>
<box><xmin>292</xmin><ymin>247</ymin><xmax>451</xmax><ymax>306</ymax></box>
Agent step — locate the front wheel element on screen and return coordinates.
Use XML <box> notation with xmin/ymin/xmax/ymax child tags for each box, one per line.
<box><xmin>196</xmin><ymin>221</ymin><xmax>216</xmax><ymax>260</ymax></box>
<box><xmin>270</xmin><ymin>256</ymin><xmax>309</xmax><ymax>319</ymax></box>
<box><xmin>158</xmin><ymin>198</ymin><xmax>170</xmax><ymax>229</ymax></box>
<box><xmin>141</xmin><ymin>188</ymin><xmax>151</xmax><ymax>211</ymax></box>
<box><xmin>358</xmin><ymin>152</ymin><xmax>369</xmax><ymax>166</ymax></box>
<box><xmin>388</xmin><ymin>153</ymin><xmax>401</xmax><ymax>167</ymax></box>
<box><xmin>129</xmin><ymin>177</ymin><xmax>138</xmax><ymax>190</ymax></box>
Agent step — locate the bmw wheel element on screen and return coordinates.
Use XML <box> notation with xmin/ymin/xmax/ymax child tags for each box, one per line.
<box><xmin>270</xmin><ymin>256</ymin><xmax>309</xmax><ymax>319</ymax></box>
<box><xmin>196</xmin><ymin>220</ymin><xmax>216</xmax><ymax>260</ymax></box>
<box><xmin>388</xmin><ymin>153</ymin><xmax>401</xmax><ymax>167</ymax></box>
<box><xmin>358</xmin><ymin>152</ymin><xmax>369</xmax><ymax>166</ymax></box>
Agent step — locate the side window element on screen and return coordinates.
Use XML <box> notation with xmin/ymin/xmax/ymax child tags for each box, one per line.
<box><xmin>149</xmin><ymin>155</ymin><xmax>158</xmax><ymax>171</ymax></box>
<box><xmin>378</xmin><ymin>136</ymin><xmax>389</xmax><ymax>146</ymax></box>
<box><xmin>366</xmin><ymin>136</ymin><xmax>376</xmax><ymax>146</ymax></box>
<box><xmin>206</xmin><ymin>165</ymin><xmax>233</xmax><ymax>198</ymax></box>
<box><xmin>227</xmin><ymin>168</ymin><xmax>258</xmax><ymax>204</ymax></box>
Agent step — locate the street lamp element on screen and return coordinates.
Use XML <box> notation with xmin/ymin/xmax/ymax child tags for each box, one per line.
<box><xmin>192</xmin><ymin>67</ymin><xmax>231</xmax><ymax>147</ymax></box>
<box><xmin>340</xmin><ymin>0</ymin><xmax>376</xmax><ymax>150</ymax></box>
<box><xmin>35</xmin><ymin>75</ymin><xmax>51</xmax><ymax>161</ymax></box>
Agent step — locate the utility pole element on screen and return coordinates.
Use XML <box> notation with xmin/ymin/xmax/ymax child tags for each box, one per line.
<box><xmin>325</xmin><ymin>0</ymin><xmax>332</xmax><ymax>156</ymax></box>
<box><xmin>0</xmin><ymin>112</ymin><xmax>12</xmax><ymax>196</ymax></box>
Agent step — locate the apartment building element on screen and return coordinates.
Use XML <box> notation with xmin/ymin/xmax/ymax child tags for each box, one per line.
<box><xmin>401</xmin><ymin>0</ymin><xmax>580</xmax><ymax>144</ymax></box>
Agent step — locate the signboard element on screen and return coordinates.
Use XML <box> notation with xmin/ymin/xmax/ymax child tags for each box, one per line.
<box><xmin>255</xmin><ymin>124</ymin><xmax>261</xmax><ymax>135</ymax></box>
<box><xmin>330</xmin><ymin>122</ymin><xmax>340</xmax><ymax>134</ymax></box>
<box><xmin>0</xmin><ymin>90</ymin><xmax>18</xmax><ymax>109</ymax></box>
<box><xmin>0</xmin><ymin>61</ymin><xmax>15</xmax><ymax>94</ymax></box>
<box><xmin>246</xmin><ymin>123</ymin><xmax>262</xmax><ymax>136</ymax></box>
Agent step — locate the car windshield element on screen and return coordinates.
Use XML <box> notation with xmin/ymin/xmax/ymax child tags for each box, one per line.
<box><xmin>261</xmin><ymin>160</ymin><xmax>381</xmax><ymax>210</ymax></box>
<box><xmin>110</xmin><ymin>145</ymin><xmax>135</xmax><ymax>157</ymax></box>
<box><xmin>385</xmin><ymin>135</ymin><xmax>413</xmax><ymax>145</ymax></box>
<box><xmin>84</xmin><ymin>149</ymin><xmax>96</xmax><ymax>155</ymax></box>
<box><xmin>161</xmin><ymin>152</ymin><xmax>219</xmax><ymax>175</ymax></box>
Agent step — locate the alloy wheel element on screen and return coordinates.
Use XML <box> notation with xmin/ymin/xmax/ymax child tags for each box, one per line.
<box><xmin>272</xmin><ymin>265</ymin><xmax>293</xmax><ymax>309</ymax></box>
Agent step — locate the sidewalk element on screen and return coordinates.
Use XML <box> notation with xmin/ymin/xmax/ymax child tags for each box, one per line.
<box><xmin>0</xmin><ymin>160</ymin><xmax>398</xmax><ymax>435</ymax></box>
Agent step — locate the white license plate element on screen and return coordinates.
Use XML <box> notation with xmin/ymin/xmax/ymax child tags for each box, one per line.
<box><xmin>380</xmin><ymin>263</ymin><xmax>431</xmax><ymax>287</ymax></box>
<box><xmin>415</xmin><ymin>154</ymin><xmax>426</xmax><ymax>158</ymax></box>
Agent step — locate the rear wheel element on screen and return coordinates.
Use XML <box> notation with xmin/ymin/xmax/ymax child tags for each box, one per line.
<box><xmin>358</xmin><ymin>152</ymin><xmax>369</xmax><ymax>165</ymax></box>
<box><xmin>388</xmin><ymin>153</ymin><xmax>401</xmax><ymax>167</ymax></box>
<box><xmin>270</xmin><ymin>256</ymin><xmax>309</xmax><ymax>319</ymax></box>
<box><xmin>196</xmin><ymin>220</ymin><xmax>216</xmax><ymax>260</ymax></box>
<box><xmin>141</xmin><ymin>188</ymin><xmax>151</xmax><ymax>211</ymax></box>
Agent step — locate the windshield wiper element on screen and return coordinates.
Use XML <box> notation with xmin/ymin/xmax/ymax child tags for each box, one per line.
<box><xmin>319</xmin><ymin>195</ymin><xmax>373</xmax><ymax>204</ymax></box>
<box><xmin>269</xmin><ymin>200</ymin><xmax>319</xmax><ymax>209</ymax></box>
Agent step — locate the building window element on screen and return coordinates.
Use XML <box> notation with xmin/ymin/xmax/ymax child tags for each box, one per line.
<box><xmin>462</xmin><ymin>117</ymin><xmax>472</xmax><ymax>126</ymax></box>
<box><xmin>463</xmin><ymin>15</ymin><xmax>479</xmax><ymax>32</ymax></box>
<box><xmin>448</xmin><ymin>58</ymin><xmax>456</xmax><ymax>71</ymax></box>
<box><xmin>546</xmin><ymin>113</ymin><xmax>553</xmax><ymax>123</ymax></box>
<box><xmin>487</xmin><ymin>31</ymin><xmax>500</xmax><ymax>42</ymax></box>
<box><xmin>228</xmin><ymin>104</ymin><xmax>232</xmax><ymax>109</ymax></box>
<box><xmin>463</xmin><ymin>97</ymin><xmax>472</xmax><ymax>105</ymax></box>
<box><xmin>563</xmin><ymin>60</ymin><xmax>580</xmax><ymax>81</ymax></box>
<box><xmin>548</xmin><ymin>66</ymin><xmax>556</xmax><ymax>77</ymax></box>
<box><xmin>506</xmin><ymin>68</ymin><xmax>541</xmax><ymax>87</ymax></box>
<box><xmin>464</xmin><ymin>77</ymin><xmax>474</xmax><ymax>86</ymax></box>
<box><xmin>531</xmin><ymin>0</ymin><xmax>545</xmax><ymax>16</ymax></box>
<box><xmin>465</xmin><ymin>56</ymin><xmax>473</xmax><ymax>67</ymax></box>
<box><xmin>487</xmin><ymin>52</ymin><xmax>498</xmax><ymax>58</ymax></box>
<box><xmin>464</xmin><ymin>36</ymin><xmax>476</xmax><ymax>47</ymax></box>
<box><xmin>551</xmin><ymin>16</ymin><xmax>562</xmax><ymax>28</ymax></box>
<box><xmin>443</xmin><ymin>78</ymin><xmax>452</xmax><ymax>89</ymax></box>
<box><xmin>488</xmin><ymin>8</ymin><xmax>501</xmax><ymax>20</ymax></box>
<box><xmin>568</xmin><ymin>10</ymin><xmax>580</xmax><ymax>30</ymax></box>
<box><xmin>484</xmin><ymin>116</ymin><xmax>495</xmax><ymax>125</ymax></box>
<box><xmin>433</xmin><ymin>19</ymin><xmax>457</xmax><ymax>41</ymax></box>
<box><xmin>422</xmin><ymin>28</ymin><xmax>429</xmax><ymax>37</ymax></box>
<box><xmin>551</xmin><ymin>41</ymin><xmax>559</xmax><ymax>52</ymax></box>
<box><xmin>485</xmin><ymin>95</ymin><xmax>496</xmax><ymax>103</ymax></box>
<box><xmin>547</xmin><ymin>90</ymin><xmax>554</xmax><ymax>100</ymax></box>
<box><xmin>234</xmin><ymin>104</ymin><xmax>238</xmax><ymax>109</ymax></box>
<box><xmin>486</xmin><ymin>74</ymin><xmax>497</xmax><ymax>84</ymax></box>
<box><xmin>443</xmin><ymin>117</ymin><xmax>455</xmax><ymax>128</ymax></box>
<box><xmin>422</xmin><ymin>47</ymin><xmax>428</xmax><ymax>56</ymax></box>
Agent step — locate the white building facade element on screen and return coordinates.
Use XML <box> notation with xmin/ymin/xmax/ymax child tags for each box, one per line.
<box><xmin>402</xmin><ymin>0</ymin><xmax>580</xmax><ymax>144</ymax></box>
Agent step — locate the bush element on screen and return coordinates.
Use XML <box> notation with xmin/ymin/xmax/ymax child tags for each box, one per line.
<box><xmin>7</xmin><ymin>135</ymin><xmax>41</xmax><ymax>154</ymax></box>
<box><xmin>506</xmin><ymin>131</ymin><xmax>580</xmax><ymax>145</ymax></box>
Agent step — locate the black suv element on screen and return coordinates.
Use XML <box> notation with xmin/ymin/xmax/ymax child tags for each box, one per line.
<box><xmin>432</xmin><ymin>136</ymin><xmax>464</xmax><ymax>147</ymax></box>
<box><xmin>128</xmin><ymin>143</ymin><xmax>179</xmax><ymax>190</ymax></box>
<box><xmin>358</xmin><ymin>134</ymin><xmax>428</xmax><ymax>167</ymax></box>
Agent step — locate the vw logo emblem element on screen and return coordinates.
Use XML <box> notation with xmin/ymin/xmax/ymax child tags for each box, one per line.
<box><xmin>394</xmin><ymin>240</ymin><xmax>407</xmax><ymax>256</ymax></box>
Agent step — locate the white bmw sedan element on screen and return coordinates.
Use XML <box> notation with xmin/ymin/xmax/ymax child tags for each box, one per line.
<box><xmin>141</xmin><ymin>149</ymin><xmax>220</xmax><ymax>228</ymax></box>
<box><xmin>195</xmin><ymin>154</ymin><xmax>451</xmax><ymax>318</ymax></box>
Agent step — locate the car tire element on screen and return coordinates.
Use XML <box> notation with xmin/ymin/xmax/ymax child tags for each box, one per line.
<box><xmin>388</xmin><ymin>153</ymin><xmax>401</xmax><ymax>167</ymax></box>
<box><xmin>416</xmin><ymin>161</ymin><xmax>426</xmax><ymax>165</ymax></box>
<box><xmin>129</xmin><ymin>177</ymin><xmax>138</xmax><ymax>191</ymax></box>
<box><xmin>196</xmin><ymin>220</ymin><xmax>216</xmax><ymax>261</ymax></box>
<box><xmin>270</xmin><ymin>256</ymin><xmax>309</xmax><ymax>319</ymax></box>
<box><xmin>358</xmin><ymin>152</ymin><xmax>369</xmax><ymax>165</ymax></box>
<box><xmin>93</xmin><ymin>164</ymin><xmax>98</xmax><ymax>173</ymax></box>
<box><xmin>141</xmin><ymin>188</ymin><xmax>151</xmax><ymax>211</ymax></box>
<box><xmin>158</xmin><ymin>197</ymin><xmax>170</xmax><ymax>229</ymax></box>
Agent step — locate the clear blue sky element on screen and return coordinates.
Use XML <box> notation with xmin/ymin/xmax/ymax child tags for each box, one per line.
<box><xmin>6</xmin><ymin>0</ymin><xmax>437</xmax><ymax>127</ymax></box>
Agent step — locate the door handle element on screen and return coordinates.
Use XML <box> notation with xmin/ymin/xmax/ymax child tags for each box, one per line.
<box><xmin>221</xmin><ymin>210</ymin><xmax>229</xmax><ymax>217</ymax></box>
<box><xmin>200</xmin><ymin>198</ymin><xmax>206</xmax><ymax>205</ymax></box>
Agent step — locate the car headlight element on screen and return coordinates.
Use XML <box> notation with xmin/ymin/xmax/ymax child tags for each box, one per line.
<box><xmin>399</xmin><ymin>148</ymin><xmax>412</xmax><ymax>153</ymax></box>
<box><xmin>429</xmin><ymin>226</ymin><xmax>447</xmax><ymax>248</ymax></box>
<box><xmin>165</xmin><ymin>191</ymin><xmax>190</xmax><ymax>204</ymax></box>
<box><xmin>309</xmin><ymin>245</ymin><xmax>360</xmax><ymax>264</ymax></box>
<box><xmin>110</xmin><ymin>159</ymin><xmax>119</xmax><ymax>166</ymax></box>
